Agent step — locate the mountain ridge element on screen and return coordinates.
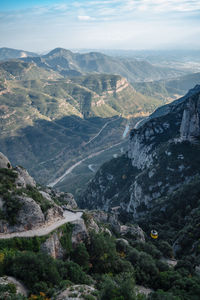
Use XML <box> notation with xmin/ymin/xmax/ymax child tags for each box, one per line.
<box><xmin>0</xmin><ymin>47</ymin><xmax>38</xmax><ymax>61</ymax></box>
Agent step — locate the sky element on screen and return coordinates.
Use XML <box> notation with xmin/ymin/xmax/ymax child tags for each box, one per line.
<box><xmin>0</xmin><ymin>0</ymin><xmax>200</xmax><ymax>52</ymax></box>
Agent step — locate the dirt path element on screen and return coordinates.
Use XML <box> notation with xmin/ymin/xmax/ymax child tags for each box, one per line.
<box><xmin>84</xmin><ymin>116</ymin><xmax>120</xmax><ymax>146</ymax></box>
<box><xmin>0</xmin><ymin>211</ymin><xmax>82</xmax><ymax>239</ymax></box>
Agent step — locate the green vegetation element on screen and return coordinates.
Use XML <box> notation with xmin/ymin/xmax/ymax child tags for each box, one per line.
<box><xmin>0</xmin><ymin>217</ymin><xmax>199</xmax><ymax>299</ymax></box>
<box><xmin>60</xmin><ymin>223</ymin><xmax>73</xmax><ymax>257</ymax></box>
<box><xmin>0</xmin><ymin>282</ymin><xmax>26</xmax><ymax>300</ymax></box>
<box><xmin>0</xmin><ymin>168</ymin><xmax>22</xmax><ymax>225</ymax></box>
<box><xmin>25</xmin><ymin>185</ymin><xmax>52</xmax><ymax>213</ymax></box>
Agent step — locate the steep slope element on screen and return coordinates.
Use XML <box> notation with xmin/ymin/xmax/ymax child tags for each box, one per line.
<box><xmin>0</xmin><ymin>60</ymin><xmax>60</xmax><ymax>81</ymax></box>
<box><xmin>22</xmin><ymin>47</ymin><xmax>183</xmax><ymax>82</ymax></box>
<box><xmin>0</xmin><ymin>47</ymin><xmax>38</xmax><ymax>61</ymax></box>
<box><xmin>79</xmin><ymin>85</ymin><xmax>200</xmax><ymax>256</ymax></box>
<box><xmin>0</xmin><ymin>153</ymin><xmax>64</xmax><ymax>233</ymax></box>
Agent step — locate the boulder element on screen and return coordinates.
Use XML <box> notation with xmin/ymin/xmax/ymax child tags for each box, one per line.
<box><xmin>0</xmin><ymin>152</ymin><xmax>11</xmax><ymax>169</ymax></box>
<box><xmin>15</xmin><ymin>166</ymin><xmax>36</xmax><ymax>188</ymax></box>
<box><xmin>71</xmin><ymin>219</ymin><xmax>88</xmax><ymax>246</ymax></box>
<box><xmin>45</xmin><ymin>205</ymin><xmax>63</xmax><ymax>224</ymax></box>
<box><xmin>15</xmin><ymin>196</ymin><xmax>45</xmax><ymax>231</ymax></box>
<box><xmin>119</xmin><ymin>224</ymin><xmax>145</xmax><ymax>242</ymax></box>
<box><xmin>0</xmin><ymin>276</ymin><xmax>28</xmax><ymax>296</ymax></box>
<box><xmin>63</xmin><ymin>193</ymin><xmax>78</xmax><ymax>209</ymax></box>
<box><xmin>40</xmin><ymin>232</ymin><xmax>64</xmax><ymax>259</ymax></box>
<box><xmin>56</xmin><ymin>285</ymin><xmax>97</xmax><ymax>300</ymax></box>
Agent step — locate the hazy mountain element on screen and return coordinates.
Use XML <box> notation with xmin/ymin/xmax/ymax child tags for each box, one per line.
<box><xmin>22</xmin><ymin>47</ymin><xmax>184</xmax><ymax>82</ymax></box>
<box><xmin>0</xmin><ymin>47</ymin><xmax>38</xmax><ymax>61</ymax></box>
<box><xmin>133</xmin><ymin>72</ymin><xmax>200</xmax><ymax>101</ymax></box>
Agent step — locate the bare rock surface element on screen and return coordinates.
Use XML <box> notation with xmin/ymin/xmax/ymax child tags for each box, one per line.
<box><xmin>0</xmin><ymin>276</ymin><xmax>28</xmax><ymax>296</ymax></box>
<box><xmin>56</xmin><ymin>285</ymin><xmax>97</xmax><ymax>300</ymax></box>
<box><xmin>119</xmin><ymin>224</ymin><xmax>145</xmax><ymax>242</ymax></box>
<box><xmin>62</xmin><ymin>193</ymin><xmax>78</xmax><ymax>209</ymax></box>
<box><xmin>71</xmin><ymin>219</ymin><xmax>88</xmax><ymax>246</ymax></box>
<box><xmin>16</xmin><ymin>196</ymin><xmax>45</xmax><ymax>230</ymax></box>
<box><xmin>45</xmin><ymin>205</ymin><xmax>64</xmax><ymax>224</ymax></box>
<box><xmin>180</xmin><ymin>95</ymin><xmax>200</xmax><ymax>141</ymax></box>
<box><xmin>15</xmin><ymin>166</ymin><xmax>36</xmax><ymax>188</ymax></box>
<box><xmin>0</xmin><ymin>152</ymin><xmax>11</xmax><ymax>169</ymax></box>
<box><xmin>40</xmin><ymin>232</ymin><xmax>64</xmax><ymax>259</ymax></box>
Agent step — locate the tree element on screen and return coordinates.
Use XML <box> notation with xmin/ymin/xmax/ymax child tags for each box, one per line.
<box><xmin>71</xmin><ymin>243</ymin><xmax>90</xmax><ymax>271</ymax></box>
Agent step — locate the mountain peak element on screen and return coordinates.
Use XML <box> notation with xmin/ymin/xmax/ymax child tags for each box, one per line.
<box><xmin>45</xmin><ymin>47</ymin><xmax>73</xmax><ymax>57</ymax></box>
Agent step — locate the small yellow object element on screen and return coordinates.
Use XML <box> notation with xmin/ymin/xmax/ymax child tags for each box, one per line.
<box><xmin>0</xmin><ymin>253</ymin><xmax>5</xmax><ymax>263</ymax></box>
<box><xmin>151</xmin><ymin>230</ymin><xmax>158</xmax><ymax>239</ymax></box>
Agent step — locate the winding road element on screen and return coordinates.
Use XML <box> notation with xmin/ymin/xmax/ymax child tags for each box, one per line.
<box><xmin>48</xmin><ymin>117</ymin><xmax>146</xmax><ymax>188</ymax></box>
<box><xmin>0</xmin><ymin>211</ymin><xmax>82</xmax><ymax>239</ymax></box>
<box><xmin>48</xmin><ymin>140</ymin><xmax>127</xmax><ymax>187</ymax></box>
<box><xmin>84</xmin><ymin>116</ymin><xmax>120</xmax><ymax>146</ymax></box>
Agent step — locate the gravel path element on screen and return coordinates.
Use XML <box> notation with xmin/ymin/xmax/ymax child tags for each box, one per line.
<box><xmin>0</xmin><ymin>211</ymin><xmax>82</xmax><ymax>239</ymax></box>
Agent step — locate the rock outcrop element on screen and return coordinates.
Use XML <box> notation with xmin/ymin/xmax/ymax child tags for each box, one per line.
<box><xmin>40</xmin><ymin>232</ymin><xmax>64</xmax><ymax>259</ymax></box>
<box><xmin>0</xmin><ymin>152</ymin><xmax>11</xmax><ymax>169</ymax></box>
<box><xmin>15</xmin><ymin>166</ymin><xmax>36</xmax><ymax>188</ymax></box>
<box><xmin>119</xmin><ymin>224</ymin><xmax>145</xmax><ymax>242</ymax></box>
<box><xmin>56</xmin><ymin>285</ymin><xmax>97</xmax><ymax>300</ymax></box>
<box><xmin>180</xmin><ymin>95</ymin><xmax>200</xmax><ymax>141</ymax></box>
<box><xmin>16</xmin><ymin>196</ymin><xmax>45</xmax><ymax>230</ymax></box>
<box><xmin>0</xmin><ymin>153</ymin><xmax>64</xmax><ymax>233</ymax></box>
<box><xmin>71</xmin><ymin>219</ymin><xmax>88</xmax><ymax>246</ymax></box>
<box><xmin>0</xmin><ymin>276</ymin><xmax>28</xmax><ymax>297</ymax></box>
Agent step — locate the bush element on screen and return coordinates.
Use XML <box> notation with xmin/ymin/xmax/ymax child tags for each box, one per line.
<box><xmin>99</xmin><ymin>273</ymin><xmax>136</xmax><ymax>300</ymax></box>
<box><xmin>87</xmin><ymin>232</ymin><xmax>118</xmax><ymax>273</ymax></box>
<box><xmin>4</xmin><ymin>251</ymin><xmax>61</xmax><ymax>293</ymax></box>
<box><xmin>70</xmin><ymin>243</ymin><xmax>90</xmax><ymax>271</ymax></box>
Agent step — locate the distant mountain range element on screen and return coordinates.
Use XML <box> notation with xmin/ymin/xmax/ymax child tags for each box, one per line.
<box><xmin>22</xmin><ymin>47</ymin><xmax>185</xmax><ymax>82</ymax></box>
<box><xmin>0</xmin><ymin>47</ymin><xmax>185</xmax><ymax>82</ymax></box>
<box><xmin>133</xmin><ymin>72</ymin><xmax>200</xmax><ymax>101</ymax></box>
<box><xmin>0</xmin><ymin>47</ymin><xmax>38</xmax><ymax>61</ymax></box>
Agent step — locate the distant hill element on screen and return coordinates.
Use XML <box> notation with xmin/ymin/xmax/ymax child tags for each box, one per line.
<box><xmin>0</xmin><ymin>60</ymin><xmax>60</xmax><ymax>81</ymax></box>
<box><xmin>22</xmin><ymin>47</ymin><xmax>184</xmax><ymax>82</ymax></box>
<box><xmin>133</xmin><ymin>72</ymin><xmax>200</xmax><ymax>101</ymax></box>
<box><xmin>0</xmin><ymin>47</ymin><xmax>38</xmax><ymax>61</ymax></box>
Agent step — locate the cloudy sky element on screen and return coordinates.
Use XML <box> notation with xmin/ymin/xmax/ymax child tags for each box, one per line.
<box><xmin>0</xmin><ymin>0</ymin><xmax>200</xmax><ymax>52</ymax></box>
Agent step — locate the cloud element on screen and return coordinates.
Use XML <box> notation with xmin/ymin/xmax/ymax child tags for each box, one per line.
<box><xmin>0</xmin><ymin>0</ymin><xmax>200</xmax><ymax>51</ymax></box>
<box><xmin>78</xmin><ymin>15</ymin><xmax>95</xmax><ymax>21</ymax></box>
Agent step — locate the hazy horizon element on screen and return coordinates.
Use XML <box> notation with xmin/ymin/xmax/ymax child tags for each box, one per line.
<box><xmin>1</xmin><ymin>0</ymin><xmax>200</xmax><ymax>52</ymax></box>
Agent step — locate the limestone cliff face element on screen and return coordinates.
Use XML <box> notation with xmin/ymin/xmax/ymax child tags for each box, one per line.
<box><xmin>40</xmin><ymin>232</ymin><xmax>64</xmax><ymax>259</ymax></box>
<box><xmin>80</xmin><ymin>86</ymin><xmax>200</xmax><ymax>219</ymax></box>
<box><xmin>180</xmin><ymin>95</ymin><xmax>200</xmax><ymax>141</ymax></box>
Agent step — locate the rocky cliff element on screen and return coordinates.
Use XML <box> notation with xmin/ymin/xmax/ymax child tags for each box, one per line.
<box><xmin>79</xmin><ymin>86</ymin><xmax>200</xmax><ymax>220</ymax></box>
<box><xmin>0</xmin><ymin>153</ymin><xmax>79</xmax><ymax>234</ymax></box>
